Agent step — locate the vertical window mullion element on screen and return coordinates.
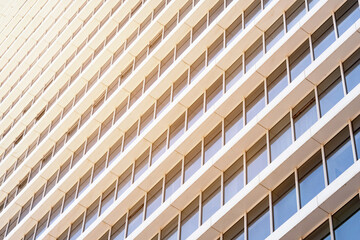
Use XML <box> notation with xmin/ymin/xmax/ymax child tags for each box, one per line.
<box><xmin>294</xmin><ymin>168</ymin><xmax>301</xmax><ymax>211</ymax></box>
<box><xmin>348</xmin><ymin>120</ymin><xmax>358</xmax><ymax>163</ymax></box>
<box><xmin>320</xmin><ymin>145</ymin><xmax>329</xmax><ymax>186</ymax></box>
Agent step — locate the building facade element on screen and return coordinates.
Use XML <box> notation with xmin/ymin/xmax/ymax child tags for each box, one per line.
<box><xmin>0</xmin><ymin>0</ymin><xmax>359</xmax><ymax>239</ymax></box>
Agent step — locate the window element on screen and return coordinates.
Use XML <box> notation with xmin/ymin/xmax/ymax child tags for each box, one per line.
<box><xmin>265</xmin><ymin>17</ymin><xmax>284</xmax><ymax>52</ymax></box>
<box><xmin>335</xmin><ymin>0</ymin><xmax>360</xmax><ymax>36</ymax></box>
<box><xmin>245</xmin><ymin>83</ymin><xmax>265</xmax><ymax>124</ymax></box>
<box><xmin>343</xmin><ymin>48</ymin><xmax>360</xmax><ymax>93</ymax></box>
<box><xmin>312</xmin><ymin>17</ymin><xmax>335</xmax><ymax>59</ymax></box>
<box><xmin>207</xmin><ymin>35</ymin><xmax>224</xmax><ymax>65</ymax></box>
<box><xmin>206</xmin><ymin>76</ymin><xmax>223</xmax><ymax>110</ymax></box>
<box><xmin>272</xmin><ymin>174</ymin><xmax>297</xmax><ymax>230</ymax></box>
<box><xmin>224</xmin><ymin>103</ymin><xmax>243</xmax><ymax>144</ymax></box>
<box><xmin>187</xmin><ymin>95</ymin><xmax>204</xmax><ymax>129</ymax></box>
<box><xmin>184</xmin><ymin>143</ymin><xmax>202</xmax><ymax>182</ymax></box>
<box><xmin>209</xmin><ymin>0</ymin><xmax>224</xmax><ymax>24</ymax></box>
<box><xmin>224</xmin><ymin>156</ymin><xmax>244</xmax><ymax>203</ymax></box>
<box><xmin>226</xmin><ymin>14</ymin><xmax>242</xmax><ymax>46</ymax></box>
<box><xmin>192</xmin><ymin>16</ymin><xmax>207</xmax><ymax>42</ymax></box>
<box><xmin>140</xmin><ymin>105</ymin><xmax>155</xmax><ymax>134</ymax></box>
<box><xmin>202</xmin><ymin>177</ymin><xmax>221</xmax><ymax>223</ymax></box>
<box><xmin>286</xmin><ymin>0</ymin><xmax>306</xmax><ymax>31</ymax></box>
<box><xmin>225</xmin><ymin>55</ymin><xmax>243</xmax><ymax>91</ymax></box>
<box><xmin>352</xmin><ymin>115</ymin><xmax>360</xmax><ymax>159</ymax></box>
<box><xmin>78</xmin><ymin>169</ymin><xmax>91</xmax><ymax>197</ymax></box>
<box><xmin>35</xmin><ymin>212</ymin><xmax>49</xmax><ymax>238</ymax></box>
<box><xmin>204</xmin><ymin>124</ymin><xmax>222</xmax><ymax>164</ymax></box>
<box><xmin>247</xmin><ymin>197</ymin><xmax>270</xmax><ymax>240</ymax></box>
<box><xmin>293</xmin><ymin>91</ymin><xmax>317</xmax><ymax>140</ymax></box>
<box><xmin>146</xmin><ymin>180</ymin><xmax>162</xmax><ymax>219</ymax></box>
<box><xmin>270</xmin><ymin>114</ymin><xmax>292</xmax><ymax>161</ymax></box>
<box><xmin>298</xmin><ymin>151</ymin><xmax>325</xmax><ymax>207</ymax></box>
<box><xmin>325</xmin><ymin>126</ymin><xmax>354</xmax><ymax>183</ymax></box>
<box><xmin>69</xmin><ymin>213</ymin><xmax>84</xmax><ymax>240</ymax></box>
<box><xmin>307</xmin><ymin>0</ymin><xmax>320</xmax><ymax>10</ymax></box>
<box><xmin>156</xmin><ymin>88</ymin><xmax>171</xmax><ymax>117</ymax></box>
<box><xmin>244</xmin><ymin>0</ymin><xmax>261</xmax><ymax>28</ymax></box>
<box><xmin>161</xmin><ymin>216</ymin><xmax>178</xmax><ymax>240</ymax></box>
<box><xmin>304</xmin><ymin>220</ymin><xmax>331</xmax><ymax>240</ymax></box>
<box><xmin>266</xmin><ymin>61</ymin><xmax>288</xmax><ymax>103</ymax></box>
<box><xmin>63</xmin><ymin>184</ymin><xmax>77</xmax><ymax>212</ymax></box>
<box><xmin>246</xmin><ymin>136</ymin><xmax>267</xmax><ymax>183</ymax></box>
<box><xmin>180</xmin><ymin>197</ymin><xmax>199</xmax><ymax>240</ymax></box>
<box><xmin>85</xmin><ymin>198</ymin><xmax>99</xmax><ymax>230</ymax></box>
<box><xmin>151</xmin><ymin>131</ymin><xmax>167</xmax><ymax>165</ymax></box>
<box><xmin>127</xmin><ymin>198</ymin><xmax>144</xmax><ymax>236</ymax></box>
<box><xmin>117</xmin><ymin>166</ymin><xmax>132</xmax><ymax>198</ymax></box>
<box><xmin>108</xmin><ymin>137</ymin><xmax>123</xmax><ymax>166</ymax></box>
<box><xmin>110</xmin><ymin>215</ymin><xmax>126</xmax><ymax>240</ymax></box>
<box><xmin>100</xmin><ymin>183</ymin><xmax>115</xmax><ymax>214</ymax></box>
<box><xmin>165</xmin><ymin>162</ymin><xmax>182</xmax><ymax>201</ymax></box>
<box><xmin>333</xmin><ymin>195</ymin><xmax>360</xmax><ymax>239</ymax></box>
<box><xmin>134</xmin><ymin>149</ymin><xmax>149</xmax><ymax>182</ymax></box>
<box><xmin>92</xmin><ymin>153</ymin><xmax>107</xmax><ymax>183</ymax></box>
<box><xmin>190</xmin><ymin>53</ymin><xmax>206</xmax><ymax>83</ymax></box>
<box><xmin>169</xmin><ymin>113</ymin><xmax>185</xmax><ymax>147</ymax></box>
<box><xmin>245</xmin><ymin>37</ymin><xmax>263</xmax><ymax>72</ymax></box>
<box><xmin>124</xmin><ymin>121</ymin><xmax>138</xmax><ymax>150</ymax></box>
<box><xmin>289</xmin><ymin>40</ymin><xmax>311</xmax><ymax>81</ymax></box>
<box><xmin>223</xmin><ymin>217</ymin><xmax>244</xmax><ymax>240</ymax></box>
<box><xmin>49</xmin><ymin>198</ymin><xmax>63</xmax><ymax>226</ymax></box>
<box><xmin>172</xmin><ymin>71</ymin><xmax>188</xmax><ymax>101</ymax></box>
<box><xmin>318</xmin><ymin>67</ymin><xmax>344</xmax><ymax>117</ymax></box>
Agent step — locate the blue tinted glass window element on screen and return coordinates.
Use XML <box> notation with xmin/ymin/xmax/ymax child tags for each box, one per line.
<box><xmin>224</xmin><ymin>158</ymin><xmax>244</xmax><ymax>203</ymax></box>
<box><xmin>312</xmin><ymin>18</ymin><xmax>336</xmax><ymax>59</ymax></box>
<box><xmin>111</xmin><ymin>216</ymin><xmax>126</xmax><ymax>240</ymax></box>
<box><xmin>223</xmin><ymin>218</ymin><xmax>244</xmax><ymax>240</ymax></box>
<box><xmin>204</xmin><ymin>124</ymin><xmax>222</xmax><ymax>164</ymax></box>
<box><xmin>134</xmin><ymin>151</ymin><xmax>149</xmax><ymax>182</ymax></box>
<box><xmin>246</xmin><ymin>84</ymin><xmax>265</xmax><ymax>124</ymax></box>
<box><xmin>318</xmin><ymin>68</ymin><xmax>344</xmax><ymax>117</ymax></box>
<box><xmin>225</xmin><ymin>56</ymin><xmax>243</xmax><ymax>91</ymax></box>
<box><xmin>289</xmin><ymin>41</ymin><xmax>311</xmax><ymax>81</ymax></box>
<box><xmin>244</xmin><ymin>0</ymin><xmax>261</xmax><ymax>28</ymax></box>
<box><xmin>247</xmin><ymin>198</ymin><xmax>270</xmax><ymax>240</ymax></box>
<box><xmin>286</xmin><ymin>0</ymin><xmax>306</xmax><ymax>31</ymax></box>
<box><xmin>343</xmin><ymin>49</ymin><xmax>360</xmax><ymax>93</ymax></box>
<box><xmin>245</xmin><ymin>37</ymin><xmax>263</xmax><ymax>72</ymax></box>
<box><xmin>267</xmin><ymin>62</ymin><xmax>288</xmax><ymax>103</ymax></box>
<box><xmin>161</xmin><ymin>217</ymin><xmax>178</xmax><ymax>240</ymax></box>
<box><xmin>202</xmin><ymin>179</ymin><xmax>221</xmax><ymax>223</ymax></box>
<box><xmin>165</xmin><ymin>163</ymin><xmax>182</xmax><ymax>201</ymax></box>
<box><xmin>127</xmin><ymin>201</ymin><xmax>144</xmax><ymax>236</ymax></box>
<box><xmin>181</xmin><ymin>198</ymin><xmax>199</xmax><ymax>240</ymax></box>
<box><xmin>226</xmin><ymin>15</ymin><xmax>242</xmax><ymax>46</ymax></box>
<box><xmin>146</xmin><ymin>181</ymin><xmax>162</xmax><ymax>219</ymax></box>
<box><xmin>336</xmin><ymin>0</ymin><xmax>360</xmax><ymax>36</ymax></box>
<box><xmin>184</xmin><ymin>144</ymin><xmax>202</xmax><ymax>182</ymax></box>
<box><xmin>325</xmin><ymin>127</ymin><xmax>354</xmax><ymax>183</ymax></box>
<box><xmin>270</xmin><ymin>114</ymin><xmax>292</xmax><ymax>161</ymax></box>
<box><xmin>308</xmin><ymin>0</ymin><xmax>320</xmax><ymax>10</ymax></box>
<box><xmin>293</xmin><ymin>92</ymin><xmax>317</xmax><ymax>140</ymax></box>
<box><xmin>273</xmin><ymin>175</ymin><xmax>297</xmax><ymax>230</ymax></box>
<box><xmin>247</xmin><ymin>137</ymin><xmax>267</xmax><ymax>183</ymax></box>
<box><xmin>225</xmin><ymin>104</ymin><xmax>243</xmax><ymax>144</ymax></box>
<box><xmin>304</xmin><ymin>220</ymin><xmax>331</xmax><ymax>240</ymax></box>
<box><xmin>299</xmin><ymin>152</ymin><xmax>325</xmax><ymax>207</ymax></box>
<box><xmin>265</xmin><ymin>17</ymin><xmax>284</xmax><ymax>52</ymax></box>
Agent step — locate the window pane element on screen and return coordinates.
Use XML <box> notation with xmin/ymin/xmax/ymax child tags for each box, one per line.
<box><xmin>101</xmin><ymin>183</ymin><xmax>115</xmax><ymax>214</ymax></box>
<box><xmin>169</xmin><ymin>114</ymin><xmax>185</xmax><ymax>147</ymax></box>
<box><xmin>246</xmin><ymin>84</ymin><xmax>265</xmax><ymax>124</ymax></box>
<box><xmin>69</xmin><ymin>214</ymin><xmax>83</xmax><ymax>240</ymax></box>
<box><xmin>270</xmin><ymin>114</ymin><xmax>292</xmax><ymax>161</ymax></box>
<box><xmin>307</xmin><ymin>0</ymin><xmax>320</xmax><ymax>10</ymax></box>
<box><xmin>286</xmin><ymin>0</ymin><xmax>306</xmax><ymax>31</ymax></box>
<box><xmin>312</xmin><ymin>18</ymin><xmax>336</xmax><ymax>59</ymax></box>
<box><xmin>165</xmin><ymin>162</ymin><xmax>182</xmax><ymax>201</ymax></box>
<box><xmin>127</xmin><ymin>199</ymin><xmax>144</xmax><ymax>236</ymax></box>
<box><xmin>335</xmin><ymin>0</ymin><xmax>360</xmax><ymax>36</ymax></box>
<box><xmin>304</xmin><ymin>220</ymin><xmax>331</xmax><ymax>240</ymax></box>
<box><xmin>245</xmin><ymin>37</ymin><xmax>263</xmax><ymax>72</ymax></box>
<box><xmin>184</xmin><ymin>143</ymin><xmax>202</xmax><ymax>182</ymax></box>
<box><xmin>267</xmin><ymin>62</ymin><xmax>288</xmax><ymax>103</ymax></box>
<box><xmin>247</xmin><ymin>197</ymin><xmax>270</xmax><ymax>240</ymax></box>
<box><xmin>85</xmin><ymin>198</ymin><xmax>100</xmax><ymax>230</ymax></box>
<box><xmin>206</xmin><ymin>76</ymin><xmax>223</xmax><ymax>110</ymax></box>
<box><xmin>225</xmin><ymin>103</ymin><xmax>243</xmax><ymax>144</ymax></box>
<box><xmin>204</xmin><ymin>124</ymin><xmax>222</xmax><ymax>164</ymax></box>
<box><xmin>226</xmin><ymin>15</ymin><xmax>242</xmax><ymax>46</ymax></box>
<box><xmin>180</xmin><ymin>197</ymin><xmax>199</xmax><ymax>240</ymax></box>
<box><xmin>293</xmin><ymin>92</ymin><xmax>317</xmax><ymax>139</ymax></box>
<box><xmin>289</xmin><ymin>40</ymin><xmax>311</xmax><ymax>81</ymax></box>
<box><xmin>352</xmin><ymin>115</ymin><xmax>360</xmax><ymax>159</ymax></box>
<box><xmin>117</xmin><ymin>166</ymin><xmax>132</xmax><ymax>198</ymax></box>
<box><xmin>244</xmin><ymin>0</ymin><xmax>261</xmax><ymax>28</ymax></box>
<box><xmin>161</xmin><ymin>216</ymin><xmax>178</xmax><ymax>240</ymax></box>
<box><xmin>202</xmin><ymin>178</ymin><xmax>221</xmax><ymax>223</ymax></box>
<box><xmin>246</xmin><ymin>136</ymin><xmax>267</xmax><ymax>183</ymax></box>
<box><xmin>111</xmin><ymin>215</ymin><xmax>126</xmax><ymax>240</ymax></box>
<box><xmin>225</xmin><ymin>55</ymin><xmax>243</xmax><ymax>91</ymax></box>
<box><xmin>146</xmin><ymin>181</ymin><xmax>162</xmax><ymax>219</ymax></box>
<box><xmin>272</xmin><ymin>174</ymin><xmax>297</xmax><ymax>230</ymax></box>
<box><xmin>265</xmin><ymin>17</ymin><xmax>284</xmax><ymax>52</ymax></box>
<box><xmin>187</xmin><ymin>95</ymin><xmax>204</xmax><ymax>129</ymax></box>
<box><xmin>224</xmin><ymin>156</ymin><xmax>244</xmax><ymax>203</ymax></box>
<box><xmin>325</xmin><ymin>127</ymin><xmax>354</xmax><ymax>183</ymax></box>
<box><xmin>318</xmin><ymin>68</ymin><xmax>344</xmax><ymax>117</ymax></box>
<box><xmin>223</xmin><ymin>217</ymin><xmax>244</xmax><ymax>240</ymax></box>
<box><xmin>343</xmin><ymin>48</ymin><xmax>360</xmax><ymax>93</ymax></box>
<box><xmin>134</xmin><ymin>149</ymin><xmax>149</xmax><ymax>182</ymax></box>
<box><xmin>151</xmin><ymin>131</ymin><xmax>167</xmax><ymax>165</ymax></box>
<box><xmin>333</xmin><ymin>195</ymin><xmax>360</xmax><ymax>240</ymax></box>
<box><xmin>298</xmin><ymin>151</ymin><xmax>325</xmax><ymax>207</ymax></box>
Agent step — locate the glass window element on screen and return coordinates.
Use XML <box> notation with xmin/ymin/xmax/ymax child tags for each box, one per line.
<box><xmin>226</xmin><ymin>15</ymin><xmax>242</xmax><ymax>46</ymax></box>
<box><xmin>303</xmin><ymin>220</ymin><xmax>331</xmax><ymax>240</ymax></box>
<box><xmin>187</xmin><ymin>95</ymin><xmax>204</xmax><ymax>129</ymax></box>
<box><xmin>267</xmin><ymin>61</ymin><xmax>288</xmax><ymax>103</ymax></box>
<box><xmin>265</xmin><ymin>17</ymin><xmax>284</xmax><ymax>52</ymax></box>
<box><xmin>209</xmin><ymin>0</ymin><xmax>224</xmax><ymax>24</ymax></box>
<box><xmin>245</xmin><ymin>83</ymin><xmax>265</xmax><ymax>124</ymax></box>
<box><xmin>207</xmin><ymin>35</ymin><xmax>224</xmax><ymax>65</ymax></box>
<box><xmin>69</xmin><ymin>213</ymin><xmax>84</xmax><ymax>240</ymax></box>
<box><xmin>270</xmin><ymin>114</ymin><xmax>292</xmax><ymax>161</ymax></box>
<box><xmin>246</xmin><ymin>136</ymin><xmax>268</xmax><ymax>183</ymax></box>
<box><xmin>206</xmin><ymin>76</ymin><xmax>223</xmax><ymax>111</ymax></box>
<box><xmin>312</xmin><ymin>17</ymin><xmax>336</xmax><ymax>59</ymax></box>
<box><xmin>318</xmin><ymin>68</ymin><xmax>344</xmax><ymax>117</ymax></box>
<box><xmin>223</xmin><ymin>217</ymin><xmax>244</xmax><ymax>240</ymax></box>
<box><xmin>190</xmin><ymin>52</ymin><xmax>206</xmax><ymax>83</ymax></box>
<box><xmin>272</xmin><ymin>174</ymin><xmax>297</xmax><ymax>230</ymax></box>
<box><xmin>184</xmin><ymin>143</ymin><xmax>202</xmax><ymax>182</ymax></box>
<box><xmin>32</xmin><ymin>185</ymin><xmax>45</xmax><ymax>210</ymax></box>
<box><xmin>110</xmin><ymin>215</ymin><xmax>126</xmax><ymax>240</ymax></box>
<box><xmin>145</xmin><ymin>67</ymin><xmax>159</xmax><ymax>92</ymax></box>
<box><xmin>63</xmin><ymin>183</ymin><xmax>77</xmax><ymax>212</ymax></box>
<box><xmin>146</xmin><ymin>180</ymin><xmax>163</xmax><ymax>219</ymax></box>
<box><xmin>204</xmin><ymin>124</ymin><xmax>222</xmax><ymax>164</ymax></box>
<box><xmin>127</xmin><ymin>198</ymin><xmax>144</xmax><ymax>237</ymax></box>
<box><xmin>225</xmin><ymin>103</ymin><xmax>243</xmax><ymax>144</ymax></box>
<box><xmin>325</xmin><ymin>126</ymin><xmax>354</xmax><ymax>183</ymax></box>
<box><xmin>100</xmin><ymin>183</ymin><xmax>115</xmax><ymax>214</ymax></box>
<box><xmin>24</xmin><ymin>226</ymin><xmax>35</xmax><ymax>240</ymax></box>
<box><xmin>333</xmin><ymin>195</ymin><xmax>360</xmax><ymax>239</ymax></box>
<box><xmin>78</xmin><ymin>169</ymin><xmax>92</xmax><ymax>197</ymax></box>
<box><xmin>129</xmin><ymin>82</ymin><xmax>143</xmax><ymax>107</ymax></box>
<box><xmin>352</xmin><ymin>115</ymin><xmax>360</xmax><ymax>159</ymax></box>
<box><xmin>180</xmin><ymin>197</ymin><xmax>199</xmax><ymax>240</ymax></box>
<box><xmin>176</xmin><ymin>32</ymin><xmax>191</xmax><ymax>58</ymax></box>
<box><xmin>247</xmin><ymin>197</ymin><xmax>270</xmax><ymax>240</ymax></box>
<box><xmin>85</xmin><ymin>198</ymin><xmax>100</xmax><ymax>230</ymax></box>
<box><xmin>335</xmin><ymin>0</ymin><xmax>360</xmax><ymax>36</ymax></box>
<box><xmin>161</xmin><ymin>216</ymin><xmax>178</xmax><ymax>240</ymax></box>
<box><xmin>298</xmin><ymin>151</ymin><xmax>325</xmax><ymax>207</ymax></box>
<box><xmin>92</xmin><ymin>153</ymin><xmax>107</xmax><ymax>183</ymax></box>
<box><xmin>20</xmin><ymin>199</ymin><xmax>31</xmax><ymax>222</ymax></box>
<box><xmin>140</xmin><ymin>105</ymin><xmax>155</xmax><ymax>134</ymax></box>
<box><xmin>124</xmin><ymin>121</ymin><xmax>138</xmax><ymax>150</ymax></box>
<box><xmin>307</xmin><ymin>0</ymin><xmax>320</xmax><ymax>10</ymax></box>
<box><xmin>225</xmin><ymin>55</ymin><xmax>243</xmax><ymax>91</ymax></box>
<box><xmin>134</xmin><ymin>149</ymin><xmax>150</xmax><ymax>182</ymax></box>
<box><xmin>173</xmin><ymin>71</ymin><xmax>188</xmax><ymax>101</ymax></box>
<box><xmin>245</xmin><ymin>37</ymin><xmax>263</xmax><ymax>72</ymax></box>
<box><xmin>202</xmin><ymin>178</ymin><xmax>221</xmax><ymax>223</ymax></box>
<box><xmin>49</xmin><ymin>198</ymin><xmax>63</xmax><ymax>226</ymax></box>
<box><xmin>160</xmin><ymin>49</ymin><xmax>174</xmax><ymax>75</ymax></box>
<box><xmin>156</xmin><ymin>88</ymin><xmax>171</xmax><ymax>117</ymax></box>
<box><xmin>286</xmin><ymin>0</ymin><xmax>306</xmax><ymax>31</ymax></box>
<box><xmin>293</xmin><ymin>91</ymin><xmax>317</xmax><ymax>139</ymax></box>
<box><xmin>343</xmin><ymin>48</ymin><xmax>360</xmax><ymax>93</ymax></box>
<box><xmin>108</xmin><ymin>137</ymin><xmax>123</xmax><ymax>166</ymax></box>
<box><xmin>169</xmin><ymin>113</ymin><xmax>185</xmax><ymax>147</ymax></box>
<box><xmin>224</xmin><ymin>156</ymin><xmax>244</xmax><ymax>203</ymax></box>
<box><xmin>117</xmin><ymin>166</ymin><xmax>132</xmax><ymax>198</ymax></box>
<box><xmin>192</xmin><ymin>16</ymin><xmax>207</xmax><ymax>42</ymax></box>
<box><xmin>244</xmin><ymin>0</ymin><xmax>261</xmax><ymax>28</ymax></box>
<box><xmin>151</xmin><ymin>131</ymin><xmax>167</xmax><ymax>165</ymax></box>
<box><xmin>35</xmin><ymin>213</ymin><xmax>49</xmax><ymax>238</ymax></box>
<box><xmin>165</xmin><ymin>162</ymin><xmax>182</xmax><ymax>201</ymax></box>
<box><xmin>289</xmin><ymin>40</ymin><xmax>311</xmax><ymax>81</ymax></box>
